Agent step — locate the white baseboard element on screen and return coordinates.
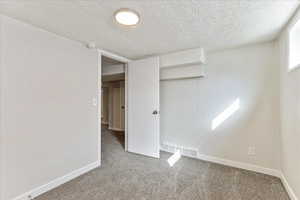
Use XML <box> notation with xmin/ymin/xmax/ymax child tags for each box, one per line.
<box><xmin>280</xmin><ymin>173</ymin><xmax>298</xmax><ymax>200</ymax></box>
<box><xmin>160</xmin><ymin>146</ymin><xmax>281</xmax><ymax>178</ymax></box>
<box><xmin>161</xmin><ymin>146</ymin><xmax>299</xmax><ymax>200</ymax></box>
<box><xmin>197</xmin><ymin>152</ymin><xmax>282</xmax><ymax>178</ymax></box>
<box><xmin>11</xmin><ymin>161</ymin><xmax>100</xmax><ymax>200</ymax></box>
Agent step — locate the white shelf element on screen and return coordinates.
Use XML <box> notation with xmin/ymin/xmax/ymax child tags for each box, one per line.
<box><xmin>160</xmin><ymin>48</ymin><xmax>206</xmax><ymax>69</ymax></box>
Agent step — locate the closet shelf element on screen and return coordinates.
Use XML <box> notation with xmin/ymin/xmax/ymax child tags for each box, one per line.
<box><xmin>159</xmin><ymin>48</ymin><xmax>206</xmax><ymax>69</ymax></box>
<box><xmin>160</xmin><ymin>75</ymin><xmax>205</xmax><ymax>81</ymax></box>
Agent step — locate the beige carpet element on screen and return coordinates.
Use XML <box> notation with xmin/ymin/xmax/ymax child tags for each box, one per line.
<box><xmin>35</xmin><ymin>128</ymin><xmax>289</xmax><ymax>200</ymax></box>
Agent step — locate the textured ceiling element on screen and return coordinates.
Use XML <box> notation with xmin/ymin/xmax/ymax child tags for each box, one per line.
<box><xmin>0</xmin><ymin>0</ymin><xmax>299</xmax><ymax>59</ymax></box>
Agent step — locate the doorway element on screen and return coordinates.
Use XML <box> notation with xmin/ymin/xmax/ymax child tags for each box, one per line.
<box><xmin>101</xmin><ymin>55</ymin><xmax>127</xmax><ymax>152</ymax></box>
<box><xmin>98</xmin><ymin>51</ymin><xmax>160</xmax><ymax>164</ymax></box>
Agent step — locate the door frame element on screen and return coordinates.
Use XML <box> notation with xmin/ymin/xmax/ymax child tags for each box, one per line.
<box><xmin>97</xmin><ymin>49</ymin><xmax>131</xmax><ymax>164</ymax></box>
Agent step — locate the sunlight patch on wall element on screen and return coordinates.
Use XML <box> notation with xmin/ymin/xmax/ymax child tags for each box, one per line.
<box><xmin>289</xmin><ymin>19</ymin><xmax>300</xmax><ymax>71</ymax></box>
<box><xmin>212</xmin><ymin>99</ymin><xmax>240</xmax><ymax>130</ymax></box>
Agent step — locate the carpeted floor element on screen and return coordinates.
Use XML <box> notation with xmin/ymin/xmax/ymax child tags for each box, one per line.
<box><xmin>35</xmin><ymin>128</ymin><xmax>290</xmax><ymax>200</ymax></box>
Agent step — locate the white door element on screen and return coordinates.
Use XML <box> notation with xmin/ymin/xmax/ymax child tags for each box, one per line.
<box><xmin>127</xmin><ymin>57</ymin><xmax>160</xmax><ymax>158</ymax></box>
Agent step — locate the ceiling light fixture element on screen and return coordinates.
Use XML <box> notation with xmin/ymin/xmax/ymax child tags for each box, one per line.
<box><xmin>114</xmin><ymin>8</ymin><xmax>140</xmax><ymax>26</ymax></box>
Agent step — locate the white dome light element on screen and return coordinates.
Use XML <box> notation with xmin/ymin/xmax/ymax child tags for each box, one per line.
<box><xmin>114</xmin><ymin>9</ymin><xmax>140</xmax><ymax>26</ymax></box>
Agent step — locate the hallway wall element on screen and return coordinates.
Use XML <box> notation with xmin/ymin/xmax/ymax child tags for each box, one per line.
<box><xmin>102</xmin><ymin>81</ymin><xmax>125</xmax><ymax>131</ymax></box>
<box><xmin>101</xmin><ymin>87</ymin><xmax>109</xmax><ymax>125</ymax></box>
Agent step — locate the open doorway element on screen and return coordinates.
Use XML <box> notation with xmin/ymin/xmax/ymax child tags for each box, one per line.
<box><xmin>98</xmin><ymin>52</ymin><xmax>160</xmax><ymax>162</ymax></box>
<box><xmin>101</xmin><ymin>55</ymin><xmax>127</xmax><ymax>152</ymax></box>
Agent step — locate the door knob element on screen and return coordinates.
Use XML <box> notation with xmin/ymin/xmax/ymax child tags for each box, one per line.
<box><xmin>152</xmin><ymin>110</ymin><xmax>159</xmax><ymax>115</ymax></box>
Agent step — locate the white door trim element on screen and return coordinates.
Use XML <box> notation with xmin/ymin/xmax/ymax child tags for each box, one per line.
<box><xmin>97</xmin><ymin>52</ymin><xmax>102</xmax><ymax>164</ymax></box>
<box><xmin>124</xmin><ymin>63</ymin><xmax>129</xmax><ymax>151</ymax></box>
<box><xmin>98</xmin><ymin>49</ymin><xmax>131</xmax><ymax>63</ymax></box>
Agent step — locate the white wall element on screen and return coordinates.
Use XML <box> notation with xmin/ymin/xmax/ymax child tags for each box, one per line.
<box><xmin>278</xmin><ymin>9</ymin><xmax>300</xmax><ymax>199</ymax></box>
<box><xmin>0</xmin><ymin>15</ymin><xmax>99</xmax><ymax>200</ymax></box>
<box><xmin>0</xmin><ymin>15</ymin><xmax>4</xmax><ymax>200</ymax></box>
<box><xmin>160</xmin><ymin>42</ymin><xmax>281</xmax><ymax>170</ymax></box>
